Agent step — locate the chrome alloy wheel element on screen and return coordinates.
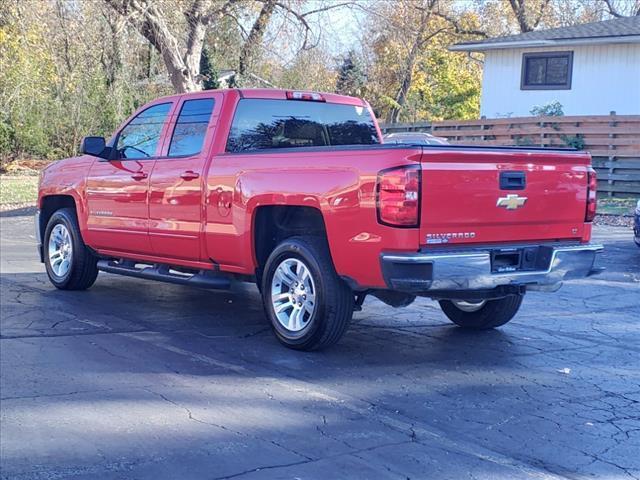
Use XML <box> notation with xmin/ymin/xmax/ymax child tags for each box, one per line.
<box><xmin>451</xmin><ymin>299</ymin><xmax>487</xmax><ymax>312</ymax></box>
<box><xmin>48</xmin><ymin>224</ymin><xmax>73</xmax><ymax>277</ymax></box>
<box><xmin>270</xmin><ymin>258</ymin><xmax>316</xmax><ymax>332</ymax></box>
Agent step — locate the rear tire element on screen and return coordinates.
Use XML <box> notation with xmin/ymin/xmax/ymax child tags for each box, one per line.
<box><xmin>261</xmin><ymin>236</ymin><xmax>353</xmax><ymax>351</ymax></box>
<box><xmin>44</xmin><ymin>208</ymin><xmax>98</xmax><ymax>290</ymax></box>
<box><xmin>438</xmin><ymin>295</ymin><xmax>524</xmax><ymax>329</ymax></box>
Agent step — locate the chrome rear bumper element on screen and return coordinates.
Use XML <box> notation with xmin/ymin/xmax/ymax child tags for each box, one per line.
<box><xmin>381</xmin><ymin>244</ymin><xmax>603</xmax><ymax>293</ymax></box>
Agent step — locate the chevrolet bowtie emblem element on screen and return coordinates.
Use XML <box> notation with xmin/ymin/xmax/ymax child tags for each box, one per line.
<box><xmin>496</xmin><ymin>194</ymin><xmax>527</xmax><ymax>210</ymax></box>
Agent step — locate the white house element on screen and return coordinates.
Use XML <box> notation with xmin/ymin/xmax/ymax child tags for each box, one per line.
<box><xmin>450</xmin><ymin>16</ymin><xmax>640</xmax><ymax>117</ymax></box>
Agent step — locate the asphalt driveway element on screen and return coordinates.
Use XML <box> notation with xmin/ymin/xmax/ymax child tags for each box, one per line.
<box><xmin>1</xmin><ymin>210</ymin><xmax>639</xmax><ymax>479</ymax></box>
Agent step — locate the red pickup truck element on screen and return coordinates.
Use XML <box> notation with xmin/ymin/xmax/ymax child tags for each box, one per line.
<box><xmin>37</xmin><ymin>88</ymin><xmax>602</xmax><ymax>350</ymax></box>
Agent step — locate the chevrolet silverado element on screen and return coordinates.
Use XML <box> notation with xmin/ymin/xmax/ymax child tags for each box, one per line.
<box><xmin>36</xmin><ymin>89</ymin><xmax>603</xmax><ymax>350</ymax></box>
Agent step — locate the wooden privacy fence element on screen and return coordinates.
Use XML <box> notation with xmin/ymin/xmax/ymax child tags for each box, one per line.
<box><xmin>381</xmin><ymin>113</ymin><xmax>640</xmax><ymax>196</ymax></box>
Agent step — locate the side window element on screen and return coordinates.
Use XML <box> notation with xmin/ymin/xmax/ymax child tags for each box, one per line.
<box><xmin>521</xmin><ymin>51</ymin><xmax>573</xmax><ymax>90</ymax></box>
<box><xmin>116</xmin><ymin>103</ymin><xmax>172</xmax><ymax>159</ymax></box>
<box><xmin>168</xmin><ymin>98</ymin><xmax>215</xmax><ymax>156</ymax></box>
<box><xmin>226</xmin><ymin>99</ymin><xmax>379</xmax><ymax>153</ymax></box>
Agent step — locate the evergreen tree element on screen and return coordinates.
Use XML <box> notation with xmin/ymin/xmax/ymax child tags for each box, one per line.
<box><xmin>199</xmin><ymin>48</ymin><xmax>220</xmax><ymax>90</ymax></box>
<box><xmin>335</xmin><ymin>50</ymin><xmax>366</xmax><ymax>97</ymax></box>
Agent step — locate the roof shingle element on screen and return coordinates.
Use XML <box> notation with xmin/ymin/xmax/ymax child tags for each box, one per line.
<box><xmin>451</xmin><ymin>16</ymin><xmax>640</xmax><ymax>51</ymax></box>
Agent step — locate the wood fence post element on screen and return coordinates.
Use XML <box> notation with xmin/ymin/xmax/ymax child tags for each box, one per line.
<box><xmin>608</xmin><ymin>111</ymin><xmax>617</xmax><ymax>197</ymax></box>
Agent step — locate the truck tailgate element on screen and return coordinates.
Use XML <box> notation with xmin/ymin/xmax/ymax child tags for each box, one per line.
<box><xmin>419</xmin><ymin>148</ymin><xmax>591</xmax><ymax>246</ymax></box>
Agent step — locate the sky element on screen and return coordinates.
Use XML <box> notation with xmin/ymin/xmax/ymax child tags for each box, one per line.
<box><xmin>320</xmin><ymin>5</ymin><xmax>368</xmax><ymax>55</ymax></box>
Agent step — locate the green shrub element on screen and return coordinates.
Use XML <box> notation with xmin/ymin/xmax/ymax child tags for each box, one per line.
<box><xmin>530</xmin><ymin>101</ymin><xmax>564</xmax><ymax>117</ymax></box>
<box><xmin>514</xmin><ymin>135</ymin><xmax>535</xmax><ymax>146</ymax></box>
<box><xmin>561</xmin><ymin>134</ymin><xmax>585</xmax><ymax>150</ymax></box>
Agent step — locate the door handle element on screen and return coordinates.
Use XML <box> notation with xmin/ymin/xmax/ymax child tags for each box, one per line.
<box><xmin>180</xmin><ymin>170</ymin><xmax>200</xmax><ymax>180</ymax></box>
<box><xmin>131</xmin><ymin>172</ymin><xmax>148</xmax><ymax>181</ymax></box>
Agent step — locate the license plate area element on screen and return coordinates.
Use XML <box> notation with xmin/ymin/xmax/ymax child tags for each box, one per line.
<box><xmin>491</xmin><ymin>249</ymin><xmax>521</xmax><ymax>273</ymax></box>
<box><xmin>491</xmin><ymin>246</ymin><xmax>549</xmax><ymax>273</ymax></box>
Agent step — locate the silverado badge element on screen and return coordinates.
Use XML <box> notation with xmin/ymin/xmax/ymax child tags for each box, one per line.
<box><xmin>496</xmin><ymin>194</ymin><xmax>527</xmax><ymax>210</ymax></box>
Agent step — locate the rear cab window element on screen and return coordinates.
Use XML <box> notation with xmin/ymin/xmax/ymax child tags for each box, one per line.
<box><xmin>226</xmin><ymin>99</ymin><xmax>380</xmax><ymax>153</ymax></box>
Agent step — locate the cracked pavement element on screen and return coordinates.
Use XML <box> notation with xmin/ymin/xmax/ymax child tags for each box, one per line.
<box><xmin>1</xmin><ymin>211</ymin><xmax>639</xmax><ymax>479</ymax></box>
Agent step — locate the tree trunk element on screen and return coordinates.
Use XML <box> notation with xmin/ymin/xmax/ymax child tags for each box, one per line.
<box><xmin>508</xmin><ymin>0</ymin><xmax>550</xmax><ymax>33</ymax></box>
<box><xmin>182</xmin><ymin>0</ymin><xmax>209</xmax><ymax>90</ymax></box>
<box><xmin>387</xmin><ymin>42</ymin><xmax>420</xmax><ymax>124</ymax></box>
<box><xmin>101</xmin><ymin>10</ymin><xmax>123</xmax><ymax>88</ymax></box>
<box><xmin>104</xmin><ymin>0</ymin><xmax>205</xmax><ymax>93</ymax></box>
<box><xmin>509</xmin><ymin>0</ymin><xmax>533</xmax><ymax>32</ymax></box>
<box><xmin>238</xmin><ymin>0</ymin><xmax>276</xmax><ymax>78</ymax></box>
<box><xmin>387</xmin><ymin>8</ymin><xmax>430</xmax><ymax>125</ymax></box>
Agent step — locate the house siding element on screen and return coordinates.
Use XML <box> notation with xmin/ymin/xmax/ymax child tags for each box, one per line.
<box><xmin>480</xmin><ymin>44</ymin><xmax>640</xmax><ymax>117</ymax></box>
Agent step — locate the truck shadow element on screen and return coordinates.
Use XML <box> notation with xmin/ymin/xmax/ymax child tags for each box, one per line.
<box><xmin>0</xmin><ymin>206</ymin><xmax>37</xmax><ymax>217</ymax></box>
<box><xmin>1</xmin><ymin>270</ymin><xmax>535</xmax><ymax>372</ymax></box>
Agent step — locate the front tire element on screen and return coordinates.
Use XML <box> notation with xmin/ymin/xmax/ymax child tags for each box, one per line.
<box><xmin>438</xmin><ymin>295</ymin><xmax>524</xmax><ymax>329</ymax></box>
<box><xmin>261</xmin><ymin>236</ymin><xmax>354</xmax><ymax>351</ymax></box>
<box><xmin>44</xmin><ymin>208</ymin><xmax>98</xmax><ymax>290</ymax></box>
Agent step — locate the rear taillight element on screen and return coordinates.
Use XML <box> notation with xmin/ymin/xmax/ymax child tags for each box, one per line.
<box><xmin>586</xmin><ymin>167</ymin><xmax>597</xmax><ymax>222</ymax></box>
<box><xmin>376</xmin><ymin>165</ymin><xmax>420</xmax><ymax>227</ymax></box>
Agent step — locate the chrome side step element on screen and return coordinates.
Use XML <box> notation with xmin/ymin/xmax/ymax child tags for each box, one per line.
<box><xmin>97</xmin><ymin>259</ymin><xmax>231</xmax><ymax>290</ymax></box>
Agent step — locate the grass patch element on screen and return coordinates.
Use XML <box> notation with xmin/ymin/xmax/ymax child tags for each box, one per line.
<box><xmin>0</xmin><ymin>176</ymin><xmax>39</xmax><ymax>206</ymax></box>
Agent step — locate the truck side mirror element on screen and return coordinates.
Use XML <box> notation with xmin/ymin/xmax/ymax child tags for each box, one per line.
<box><xmin>81</xmin><ymin>136</ymin><xmax>108</xmax><ymax>158</ymax></box>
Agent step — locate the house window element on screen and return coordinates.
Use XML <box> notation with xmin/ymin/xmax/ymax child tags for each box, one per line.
<box><xmin>521</xmin><ymin>52</ymin><xmax>573</xmax><ymax>90</ymax></box>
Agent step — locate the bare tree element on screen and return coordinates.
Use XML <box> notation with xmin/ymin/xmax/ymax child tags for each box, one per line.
<box><xmin>104</xmin><ymin>0</ymin><xmax>235</xmax><ymax>92</ymax></box>
<box><xmin>105</xmin><ymin>0</ymin><xmax>353</xmax><ymax>92</ymax></box>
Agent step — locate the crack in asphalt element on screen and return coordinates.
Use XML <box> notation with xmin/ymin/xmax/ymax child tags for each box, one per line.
<box><xmin>211</xmin><ymin>440</ymin><xmax>415</xmax><ymax>480</ymax></box>
<box><xmin>0</xmin><ymin>328</ymin><xmax>150</xmax><ymax>340</ymax></box>
<box><xmin>144</xmin><ymin>389</ymin><xmax>315</xmax><ymax>463</ymax></box>
<box><xmin>0</xmin><ymin>388</ymin><xmax>143</xmax><ymax>402</ymax></box>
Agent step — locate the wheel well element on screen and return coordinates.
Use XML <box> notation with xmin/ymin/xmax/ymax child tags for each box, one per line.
<box><xmin>40</xmin><ymin>195</ymin><xmax>77</xmax><ymax>234</ymax></box>
<box><xmin>253</xmin><ymin>206</ymin><xmax>327</xmax><ymax>271</ymax></box>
